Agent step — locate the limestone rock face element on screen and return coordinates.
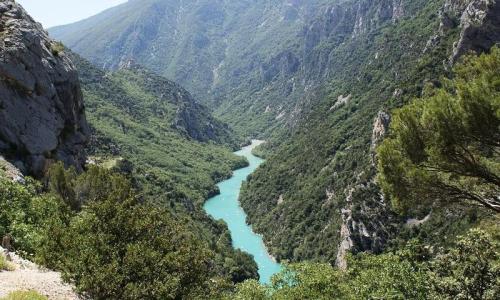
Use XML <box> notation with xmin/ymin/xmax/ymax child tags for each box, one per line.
<box><xmin>302</xmin><ymin>0</ymin><xmax>406</xmax><ymax>76</ymax></box>
<box><xmin>371</xmin><ymin>111</ymin><xmax>391</xmax><ymax>151</ymax></box>
<box><xmin>439</xmin><ymin>0</ymin><xmax>500</xmax><ymax>62</ymax></box>
<box><xmin>452</xmin><ymin>0</ymin><xmax>500</xmax><ymax>62</ymax></box>
<box><xmin>0</xmin><ymin>0</ymin><xmax>89</xmax><ymax>176</ymax></box>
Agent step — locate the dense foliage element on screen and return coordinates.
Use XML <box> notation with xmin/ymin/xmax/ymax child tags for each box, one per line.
<box><xmin>1</xmin><ymin>166</ymin><xmax>498</xmax><ymax>299</ymax></box>
<box><xmin>63</xmin><ymin>200</ymin><xmax>211</xmax><ymax>299</ymax></box>
<box><xmin>0</xmin><ymin>165</ymin><xmax>257</xmax><ymax>299</ymax></box>
<box><xmin>231</xmin><ymin>229</ymin><xmax>499</xmax><ymax>300</ymax></box>
<box><xmin>0</xmin><ymin>178</ymin><xmax>64</xmax><ymax>257</ymax></box>
<box><xmin>378</xmin><ymin>47</ymin><xmax>500</xmax><ymax>213</ymax></box>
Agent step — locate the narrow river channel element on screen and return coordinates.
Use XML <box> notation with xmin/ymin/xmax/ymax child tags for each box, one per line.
<box><xmin>203</xmin><ymin>140</ymin><xmax>282</xmax><ymax>284</ymax></box>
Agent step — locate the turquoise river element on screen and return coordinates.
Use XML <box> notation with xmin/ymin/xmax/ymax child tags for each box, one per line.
<box><xmin>203</xmin><ymin>140</ymin><xmax>282</xmax><ymax>283</ymax></box>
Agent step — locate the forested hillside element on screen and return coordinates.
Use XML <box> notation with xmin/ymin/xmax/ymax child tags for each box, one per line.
<box><xmin>1</xmin><ymin>1</ymin><xmax>258</xmax><ymax>297</ymax></box>
<box><xmin>238</xmin><ymin>0</ymin><xmax>500</xmax><ymax>265</ymax></box>
<box><xmin>231</xmin><ymin>42</ymin><xmax>500</xmax><ymax>300</ymax></box>
<box><xmin>50</xmin><ymin>0</ymin><xmax>382</xmax><ymax>136</ymax></box>
<box><xmin>69</xmin><ymin>52</ymin><xmax>260</xmax><ymax>286</ymax></box>
<box><xmin>71</xmin><ymin>53</ymin><xmax>245</xmax><ymax>204</ymax></box>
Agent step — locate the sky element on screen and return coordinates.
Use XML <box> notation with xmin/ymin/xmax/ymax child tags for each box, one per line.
<box><xmin>16</xmin><ymin>0</ymin><xmax>128</xmax><ymax>29</ymax></box>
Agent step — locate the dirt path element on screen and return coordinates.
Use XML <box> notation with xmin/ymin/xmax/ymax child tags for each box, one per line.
<box><xmin>0</xmin><ymin>248</ymin><xmax>79</xmax><ymax>299</ymax></box>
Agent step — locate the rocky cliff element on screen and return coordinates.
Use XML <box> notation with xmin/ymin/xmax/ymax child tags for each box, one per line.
<box><xmin>0</xmin><ymin>0</ymin><xmax>89</xmax><ymax>176</ymax></box>
<box><xmin>449</xmin><ymin>0</ymin><xmax>500</xmax><ymax>62</ymax></box>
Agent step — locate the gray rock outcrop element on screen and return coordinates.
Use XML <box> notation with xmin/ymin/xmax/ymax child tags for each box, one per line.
<box><xmin>437</xmin><ymin>0</ymin><xmax>500</xmax><ymax>63</ymax></box>
<box><xmin>370</xmin><ymin>110</ymin><xmax>391</xmax><ymax>165</ymax></box>
<box><xmin>0</xmin><ymin>0</ymin><xmax>89</xmax><ymax>176</ymax></box>
<box><xmin>451</xmin><ymin>0</ymin><xmax>500</xmax><ymax>62</ymax></box>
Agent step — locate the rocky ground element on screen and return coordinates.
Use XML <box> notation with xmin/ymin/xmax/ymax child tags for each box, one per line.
<box><xmin>0</xmin><ymin>247</ymin><xmax>79</xmax><ymax>300</ymax></box>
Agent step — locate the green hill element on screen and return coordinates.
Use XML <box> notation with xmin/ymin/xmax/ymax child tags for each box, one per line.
<box><xmin>240</xmin><ymin>0</ymin><xmax>500</xmax><ymax>264</ymax></box>
<box><xmin>71</xmin><ymin>53</ymin><xmax>244</xmax><ymax>204</ymax></box>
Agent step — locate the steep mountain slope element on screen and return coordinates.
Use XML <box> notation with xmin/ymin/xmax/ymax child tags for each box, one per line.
<box><xmin>70</xmin><ymin>53</ymin><xmax>245</xmax><ymax>204</ymax></box>
<box><xmin>69</xmin><ymin>53</ymin><xmax>259</xmax><ymax>283</ymax></box>
<box><xmin>240</xmin><ymin>0</ymin><xmax>500</xmax><ymax>264</ymax></box>
<box><xmin>49</xmin><ymin>0</ymin><xmax>346</xmax><ymax>136</ymax></box>
<box><xmin>51</xmin><ymin>0</ymin><xmax>500</xmax><ymax>139</ymax></box>
<box><xmin>0</xmin><ymin>0</ymin><xmax>89</xmax><ymax>177</ymax></box>
<box><xmin>52</xmin><ymin>0</ymin><xmax>458</xmax><ymax>139</ymax></box>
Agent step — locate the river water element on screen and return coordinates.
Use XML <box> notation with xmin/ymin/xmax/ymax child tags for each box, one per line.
<box><xmin>203</xmin><ymin>140</ymin><xmax>282</xmax><ymax>284</ymax></box>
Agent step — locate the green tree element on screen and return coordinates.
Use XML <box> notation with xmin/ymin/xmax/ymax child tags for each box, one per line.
<box><xmin>232</xmin><ymin>254</ymin><xmax>429</xmax><ymax>300</ymax></box>
<box><xmin>232</xmin><ymin>263</ymin><xmax>342</xmax><ymax>300</ymax></box>
<box><xmin>341</xmin><ymin>253</ymin><xmax>429</xmax><ymax>300</ymax></box>
<box><xmin>233</xmin><ymin>279</ymin><xmax>269</xmax><ymax>300</ymax></box>
<box><xmin>223</xmin><ymin>249</ymin><xmax>260</xmax><ymax>283</ymax></box>
<box><xmin>0</xmin><ymin>178</ymin><xmax>67</xmax><ymax>257</ymax></box>
<box><xmin>47</xmin><ymin>163</ymin><xmax>133</xmax><ymax>211</ymax></box>
<box><xmin>47</xmin><ymin>163</ymin><xmax>78</xmax><ymax>210</ymax></box>
<box><xmin>42</xmin><ymin>167</ymin><xmax>217</xmax><ymax>299</ymax></box>
<box><xmin>59</xmin><ymin>196</ymin><xmax>215</xmax><ymax>299</ymax></box>
<box><xmin>377</xmin><ymin>48</ymin><xmax>500</xmax><ymax>213</ymax></box>
<box><xmin>430</xmin><ymin>229</ymin><xmax>500</xmax><ymax>300</ymax></box>
<box><xmin>275</xmin><ymin>263</ymin><xmax>343</xmax><ymax>300</ymax></box>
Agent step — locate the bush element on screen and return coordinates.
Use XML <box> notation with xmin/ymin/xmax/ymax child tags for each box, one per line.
<box><xmin>0</xmin><ymin>178</ymin><xmax>68</xmax><ymax>257</ymax></box>
<box><xmin>56</xmin><ymin>199</ymin><xmax>215</xmax><ymax>299</ymax></box>
<box><xmin>0</xmin><ymin>164</ymin><xmax>236</xmax><ymax>299</ymax></box>
<box><xmin>430</xmin><ymin>229</ymin><xmax>500</xmax><ymax>300</ymax></box>
<box><xmin>38</xmin><ymin>165</ymin><xmax>219</xmax><ymax>299</ymax></box>
<box><xmin>231</xmin><ymin>228</ymin><xmax>499</xmax><ymax>300</ymax></box>
<box><xmin>0</xmin><ymin>254</ymin><xmax>15</xmax><ymax>271</ymax></box>
<box><xmin>50</xmin><ymin>42</ymin><xmax>65</xmax><ymax>57</ymax></box>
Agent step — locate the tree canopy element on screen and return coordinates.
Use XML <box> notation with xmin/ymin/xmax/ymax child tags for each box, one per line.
<box><xmin>230</xmin><ymin>229</ymin><xmax>499</xmax><ymax>299</ymax></box>
<box><xmin>377</xmin><ymin>47</ymin><xmax>500</xmax><ymax>213</ymax></box>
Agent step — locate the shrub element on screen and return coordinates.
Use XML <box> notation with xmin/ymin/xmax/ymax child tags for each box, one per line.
<box><xmin>0</xmin><ymin>254</ymin><xmax>15</xmax><ymax>271</ymax></box>
<box><xmin>39</xmin><ymin>165</ymin><xmax>218</xmax><ymax>299</ymax></box>
<box><xmin>0</xmin><ymin>178</ymin><xmax>68</xmax><ymax>257</ymax></box>
<box><xmin>50</xmin><ymin>42</ymin><xmax>65</xmax><ymax>57</ymax></box>
<box><xmin>56</xmin><ymin>197</ymin><xmax>215</xmax><ymax>299</ymax></box>
<box><xmin>430</xmin><ymin>229</ymin><xmax>500</xmax><ymax>300</ymax></box>
<box><xmin>231</xmin><ymin>228</ymin><xmax>499</xmax><ymax>300</ymax></box>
